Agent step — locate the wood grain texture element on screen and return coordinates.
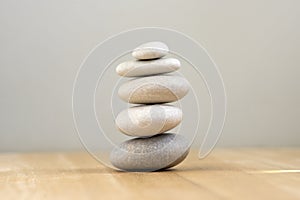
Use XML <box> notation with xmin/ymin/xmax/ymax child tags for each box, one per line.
<box><xmin>0</xmin><ymin>148</ymin><xmax>299</xmax><ymax>200</ymax></box>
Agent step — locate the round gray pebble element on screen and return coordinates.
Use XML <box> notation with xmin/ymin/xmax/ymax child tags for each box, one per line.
<box><xmin>118</xmin><ymin>75</ymin><xmax>190</xmax><ymax>104</ymax></box>
<box><xmin>115</xmin><ymin>105</ymin><xmax>182</xmax><ymax>137</ymax></box>
<box><xmin>110</xmin><ymin>133</ymin><xmax>190</xmax><ymax>171</ymax></box>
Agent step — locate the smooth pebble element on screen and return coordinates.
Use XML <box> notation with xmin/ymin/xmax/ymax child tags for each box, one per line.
<box><xmin>115</xmin><ymin>105</ymin><xmax>182</xmax><ymax>137</ymax></box>
<box><xmin>132</xmin><ymin>41</ymin><xmax>169</xmax><ymax>60</ymax></box>
<box><xmin>110</xmin><ymin>133</ymin><xmax>190</xmax><ymax>171</ymax></box>
<box><xmin>116</xmin><ymin>58</ymin><xmax>180</xmax><ymax>77</ymax></box>
<box><xmin>118</xmin><ymin>75</ymin><xmax>190</xmax><ymax>104</ymax></box>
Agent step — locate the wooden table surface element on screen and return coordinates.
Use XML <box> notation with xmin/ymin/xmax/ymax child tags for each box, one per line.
<box><xmin>0</xmin><ymin>148</ymin><xmax>299</xmax><ymax>200</ymax></box>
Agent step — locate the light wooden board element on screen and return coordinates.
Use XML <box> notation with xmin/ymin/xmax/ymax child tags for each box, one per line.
<box><xmin>0</xmin><ymin>148</ymin><xmax>299</xmax><ymax>200</ymax></box>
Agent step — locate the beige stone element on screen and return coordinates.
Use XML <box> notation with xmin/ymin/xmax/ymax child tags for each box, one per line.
<box><xmin>132</xmin><ymin>41</ymin><xmax>169</xmax><ymax>60</ymax></box>
<box><xmin>116</xmin><ymin>58</ymin><xmax>180</xmax><ymax>77</ymax></box>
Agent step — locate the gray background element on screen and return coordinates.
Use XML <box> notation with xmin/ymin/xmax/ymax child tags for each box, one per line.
<box><xmin>1</xmin><ymin>0</ymin><xmax>299</xmax><ymax>152</ymax></box>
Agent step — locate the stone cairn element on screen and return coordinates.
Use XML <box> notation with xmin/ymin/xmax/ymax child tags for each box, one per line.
<box><xmin>110</xmin><ymin>41</ymin><xmax>191</xmax><ymax>171</ymax></box>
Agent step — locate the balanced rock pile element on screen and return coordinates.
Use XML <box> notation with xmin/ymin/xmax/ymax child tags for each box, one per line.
<box><xmin>110</xmin><ymin>42</ymin><xmax>191</xmax><ymax>171</ymax></box>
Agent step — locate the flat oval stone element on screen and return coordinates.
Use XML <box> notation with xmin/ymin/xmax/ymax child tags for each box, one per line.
<box><xmin>132</xmin><ymin>41</ymin><xmax>169</xmax><ymax>60</ymax></box>
<box><xmin>115</xmin><ymin>105</ymin><xmax>182</xmax><ymax>137</ymax></box>
<box><xmin>116</xmin><ymin>58</ymin><xmax>180</xmax><ymax>77</ymax></box>
<box><xmin>118</xmin><ymin>75</ymin><xmax>190</xmax><ymax>104</ymax></box>
<box><xmin>110</xmin><ymin>133</ymin><xmax>190</xmax><ymax>171</ymax></box>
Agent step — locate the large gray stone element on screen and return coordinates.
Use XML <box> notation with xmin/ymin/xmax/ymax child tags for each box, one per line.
<box><xmin>116</xmin><ymin>58</ymin><xmax>180</xmax><ymax>77</ymax></box>
<box><xmin>132</xmin><ymin>41</ymin><xmax>169</xmax><ymax>60</ymax></box>
<box><xmin>118</xmin><ymin>75</ymin><xmax>190</xmax><ymax>104</ymax></box>
<box><xmin>110</xmin><ymin>133</ymin><xmax>190</xmax><ymax>171</ymax></box>
<box><xmin>115</xmin><ymin>105</ymin><xmax>182</xmax><ymax>137</ymax></box>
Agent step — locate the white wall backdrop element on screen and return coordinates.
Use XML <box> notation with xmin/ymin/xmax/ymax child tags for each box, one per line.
<box><xmin>0</xmin><ymin>0</ymin><xmax>299</xmax><ymax>152</ymax></box>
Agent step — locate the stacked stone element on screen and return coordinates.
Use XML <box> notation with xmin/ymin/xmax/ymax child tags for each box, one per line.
<box><xmin>110</xmin><ymin>42</ymin><xmax>191</xmax><ymax>171</ymax></box>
